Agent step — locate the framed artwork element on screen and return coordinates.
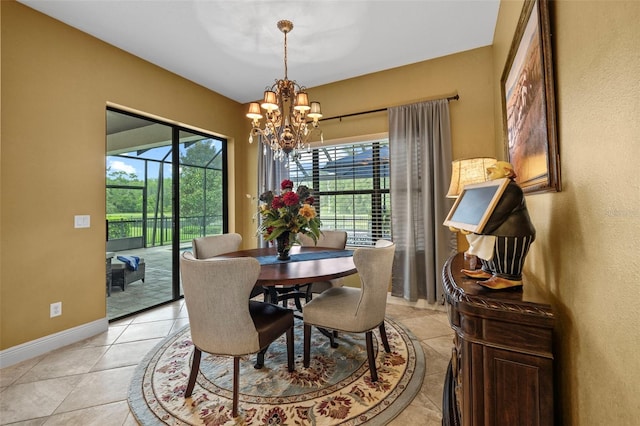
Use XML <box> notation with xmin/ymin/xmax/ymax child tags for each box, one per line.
<box><xmin>501</xmin><ymin>0</ymin><xmax>560</xmax><ymax>194</ymax></box>
<box><xmin>443</xmin><ymin>178</ymin><xmax>510</xmax><ymax>234</ymax></box>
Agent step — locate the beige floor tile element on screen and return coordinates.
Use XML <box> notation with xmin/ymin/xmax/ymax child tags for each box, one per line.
<box><xmin>67</xmin><ymin>325</ymin><xmax>127</xmax><ymax>350</ymax></box>
<box><xmin>0</xmin><ymin>356</ymin><xmax>44</xmax><ymax>388</ymax></box>
<box><xmin>43</xmin><ymin>400</ymin><xmax>130</xmax><ymax>426</ymax></box>
<box><xmin>2</xmin><ymin>418</ymin><xmax>47</xmax><ymax>426</ymax></box>
<box><xmin>91</xmin><ymin>339</ymin><xmax>163</xmax><ymax>371</ymax></box>
<box><xmin>130</xmin><ymin>303</ymin><xmax>185</xmax><ymax>324</ymax></box>
<box><xmin>109</xmin><ymin>317</ymin><xmax>134</xmax><ymax>327</ymax></box>
<box><xmin>177</xmin><ymin>302</ymin><xmax>189</xmax><ymax>319</ymax></box>
<box><xmin>422</xmin><ymin>370</ymin><xmax>448</xmax><ymax>411</ymax></box>
<box><xmin>0</xmin><ymin>376</ymin><xmax>82</xmax><ymax>424</ymax></box>
<box><xmin>123</xmin><ymin>410</ymin><xmax>140</xmax><ymax>426</ymax></box>
<box><xmin>387</xmin><ymin>304</ymin><xmax>441</xmax><ymax>321</ymax></box>
<box><xmin>113</xmin><ymin>320</ymin><xmax>175</xmax><ymax>344</ymax></box>
<box><xmin>15</xmin><ymin>347</ymin><xmax>109</xmax><ymax>384</ymax></box>
<box><xmin>423</xmin><ymin>334</ymin><xmax>456</xmax><ymax>359</ymax></box>
<box><xmin>54</xmin><ymin>365</ymin><xmax>136</xmax><ymax>414</ymax></box>
<box><xmin>400</xmin><ymin>315</ymin><xmax>453</xmax><ymax>341</ymax></box>
<box><xmin>432</xmin><ymin>311</ymin><xmax>454</xmax><ymax>328</ymax></box>
<box><xmin>421</xmin><ymin>341</ymin><xmax>451</xmax><ymax>376</ymax></box>
<box><xmin>170</xmin><ymin>317</ymin><xmax>190</xmax><ymax>335</ymax></box>
<box><xmin>389</xmin><ymin>388</ymin><xmax>442</xmax><ymax>425</ymax></box>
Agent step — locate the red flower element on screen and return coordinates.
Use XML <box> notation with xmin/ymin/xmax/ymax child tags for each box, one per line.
<box><xmin>283</xmin><ymin>191</ymin><xmax>299</xmax><ymax>206</ymax></box>
<box><xmin>281</xmin><ymin>179</ymin><xmax>294</xmax><ymax>190</ymax></box>
<box><xmin>271</xmin><ymin>196</ymin><xmax>284</xmax><ymax>209</ymax></box>
<box><xmin>305</xmin><ymin>196</ymin><xmax>314</xmax><ymax>205</ymax></box>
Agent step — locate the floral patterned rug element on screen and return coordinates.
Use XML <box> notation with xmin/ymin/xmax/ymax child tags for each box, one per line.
<box><xmin>128</xmin><ymin>317</ymin><xmax>424</xmax><ymax>425</ymax></box>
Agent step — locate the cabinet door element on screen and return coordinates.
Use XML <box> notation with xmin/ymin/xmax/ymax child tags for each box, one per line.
<box><xmin>483</xmin><ymin>347</ymin><xmax>554</xmax><ymax>426</ymax></box>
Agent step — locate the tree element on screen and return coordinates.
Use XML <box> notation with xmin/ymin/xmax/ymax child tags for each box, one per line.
<box><xmin>179</xmin><ymin>140</ymin><xmax>224</xmax><ymax>233</ymax></box>
<box><xmin>106</xmin><ymin>168</ymin><xmax>143</xmax><ymax>215</ymax></box>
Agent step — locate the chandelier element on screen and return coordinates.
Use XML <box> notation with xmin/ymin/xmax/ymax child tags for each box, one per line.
<box><xmin>246</xmin><ymin>20</ymin><xmax>323</xmax><ymax>161</ymax></box>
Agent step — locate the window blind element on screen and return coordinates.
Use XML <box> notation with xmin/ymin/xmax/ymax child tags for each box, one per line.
<box><xmin>288</xmin><ymin>140</ymin><xmax>391</xmax><ymax>246</ymax></box>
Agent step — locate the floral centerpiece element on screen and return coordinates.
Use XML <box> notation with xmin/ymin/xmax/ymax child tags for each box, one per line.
<box><xmin>258</xmin><ymin>179</ymin><xmax>321</xmax><ymax>260</ymax></box>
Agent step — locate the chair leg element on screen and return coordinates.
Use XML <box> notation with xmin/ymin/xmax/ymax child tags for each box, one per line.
<box><xmin>304</xmin><ymin>283</ymin><xmax>312</xmax><ymax>303</ymax></box>
<box><xmin>379</xmin><ymin>323</ymin><xmax>391</xmax><ymax>353</ymax></box>
<box><xmin>293</xmin><ymin>287</ymin><xmax>304</xmax><ymax>312</ymax></box>
<box><xmin>303</xmin><ymin>324</ymin><xmax>312</xmax><ymax>368</ymax></box>
<box><xmin>185</xmin><ymin>347</ymin><xmax>201</xmax><ymax>397</ymax></box>
<box><xmin>365</xmin><ymin>331</ymin><xmax>378</xmax><ymax>382</ymax></box>
<box><xmin>316</xmin><ymin>327</ymin><xmax>339</xmax><ymax>348</ymax></box>
<box><xmin>232</xmin><ymin>357</ymin><xmax>239</xmax><ymax>418</ymax></box>
<box><xmin>254</xmin><ymin>346</ymin><xmax>267</xmax><ymax>369</ymax></box>
<box><xmin>266</xmin><ymin>287</ymin><xmax>279</xmax><ymax>304</ymax></box>
<box><xmin>286</xmin><ymin>326</ymin><xmax>295</xmax><ymax>372</ymax></box>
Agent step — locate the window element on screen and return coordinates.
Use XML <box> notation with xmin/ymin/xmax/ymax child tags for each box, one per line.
<box><xmin>288</xmin><ymin>140</ymin><xmax>390</xmax><ymax>246</ymax></box>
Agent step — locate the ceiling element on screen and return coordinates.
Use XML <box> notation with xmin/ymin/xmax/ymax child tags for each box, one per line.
<box><xmin>19</xmin><ymin>0</ymin><xmax>500</xmax><ymax>105</ymax></box>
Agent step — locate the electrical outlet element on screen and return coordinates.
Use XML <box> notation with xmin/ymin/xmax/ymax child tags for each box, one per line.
<box><xmin>50</xmin><ymin>302</ymin><xmax>62</xmax><ymax>318</ymax></box>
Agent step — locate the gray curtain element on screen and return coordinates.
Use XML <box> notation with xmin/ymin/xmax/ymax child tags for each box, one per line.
<box><xmin>388</xmin><ymin>99</ymin><xmax>456</xmax><ymax>303</ymax></box>
<box><xmin>257</xmin><ymin>142</ymin><xmax>288</xmax><ymax>247</ymax></box>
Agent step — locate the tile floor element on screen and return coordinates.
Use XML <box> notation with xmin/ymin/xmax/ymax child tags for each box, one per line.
<box><xmin>0</xmin><ymin>298</ymin><xmax>453</xmax><ymax>425</ymax></box>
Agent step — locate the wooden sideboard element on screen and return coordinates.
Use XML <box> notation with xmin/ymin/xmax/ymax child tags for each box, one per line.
<box><xmin>442</xmin><ymin>253</ymin><xmax>556</xmax><ymax>426</ymax></box>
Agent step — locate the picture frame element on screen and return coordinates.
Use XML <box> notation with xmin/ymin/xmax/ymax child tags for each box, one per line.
<box><xmin>443</xmin><ymin>178</ymin><xmax>510</xmax><ymax>234</ymax></box>
<box><xmin>501</xmin><ymin>0</ymin><xmax>560</xmax><ymax>194</ymax></box>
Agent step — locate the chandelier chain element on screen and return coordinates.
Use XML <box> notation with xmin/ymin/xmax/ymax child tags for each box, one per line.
<box><xmin>283</xmin><ymin>30</ymin><xmax>288</xmax><ymax>80</ymax></box>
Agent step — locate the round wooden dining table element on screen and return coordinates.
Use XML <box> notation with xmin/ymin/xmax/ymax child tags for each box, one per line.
<box><xmin>215</xmin><ymin>246</ymin><xmax>357</xmax><ymax>287</ymax></box>
<box><xmin>216</xmin><ymin>245</ymin><xmax>356</xmax><ymax>367</ymax></box>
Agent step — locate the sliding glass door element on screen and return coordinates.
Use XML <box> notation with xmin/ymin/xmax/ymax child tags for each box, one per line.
<box><xmin>106</xmin><ymin>108</ymin><xmax>227</xmax><ymax>320</ymax></box>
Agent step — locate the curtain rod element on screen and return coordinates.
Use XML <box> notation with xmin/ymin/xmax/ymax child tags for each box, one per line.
<box><xmin>319</xmin><ymin>94</ymin><xmax>459</xmax><ymax>122</ymax></box>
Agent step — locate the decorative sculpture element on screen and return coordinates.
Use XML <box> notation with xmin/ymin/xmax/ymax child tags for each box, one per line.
<box><xmin>451</xmin><ymin>161</ymin><xmax>536</xmax><ymax>290</ymax></box>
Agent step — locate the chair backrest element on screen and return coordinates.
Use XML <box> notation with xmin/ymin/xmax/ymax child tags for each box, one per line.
<box><xmin>180</xmin><ymin>251</ymin><xmax>261</xmax><ymax>355</ymax></box>
<box><xmin>374</xmin><ymin>239</ymin><xmax>394</xmax><ymax>248</ymax></box>
<box><xmin>192</xmin><ymin>233</ymin><xmax>242</xmax><ymax>259</ymax></box>
<box><xmin>298</xmin><ymin>230</ymin><xmax>347</xmax><ymax>249</ymax></box>
<box><xmin>352</xmin><ymin>240</ymin><xmax>395</xmax><ymax>330</ymax></box>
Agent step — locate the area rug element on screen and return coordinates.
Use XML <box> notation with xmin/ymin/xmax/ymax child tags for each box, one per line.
<box><xmin>128</xmin><ymin>317</ymin><xmax>424</xmax><ymax>425</ymax></box>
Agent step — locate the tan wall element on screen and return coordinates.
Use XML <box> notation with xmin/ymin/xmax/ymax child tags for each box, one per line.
<box><xmin>492</xmin><ymin>1</ymin><xmax>640</xmax><ymax>424</ymax></box>
<box><xmin>0</xmin><ymin>1</ymin><xmax>248</xmax><ymax>349</ymax></box>
<box><xmin>240</xmin><ymin>46</ymin><xmax>497</xmax><ymax>249</ymax></box>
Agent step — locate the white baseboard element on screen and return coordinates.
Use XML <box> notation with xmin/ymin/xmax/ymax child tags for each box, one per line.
<box><xmin>0</xmin><ymin>318</ymin><xmax>109</xmax><ymax>369</ymax></box>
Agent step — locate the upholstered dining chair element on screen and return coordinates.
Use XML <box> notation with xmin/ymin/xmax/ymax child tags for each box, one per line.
<box><xmin>302</xmin><ymin>239</ymin><xmax>395</xmax><ymax>382</ymax></box>
<box><xmin>180</xmin><ymin>252</ymin><xmax>295</xmax><ymax>418</ymax></box>
<box><xmin>298</xmin><ymin>230</ymin><xmax>348</xmax><ymax>295</ymax></box>
<box><xmin>192</xmin><ymin>232</ymin><xmax>242</xmax><ymax>259</ymax></box>
<box><xmin>192</xmin><ymin>233</ymin><xmax>263</xmax><ymax>300</ymax></box>
<box><xmin>264</xmin><ymin>230</ymin><xmax>349</xmax><ymax>311</ymax></box>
